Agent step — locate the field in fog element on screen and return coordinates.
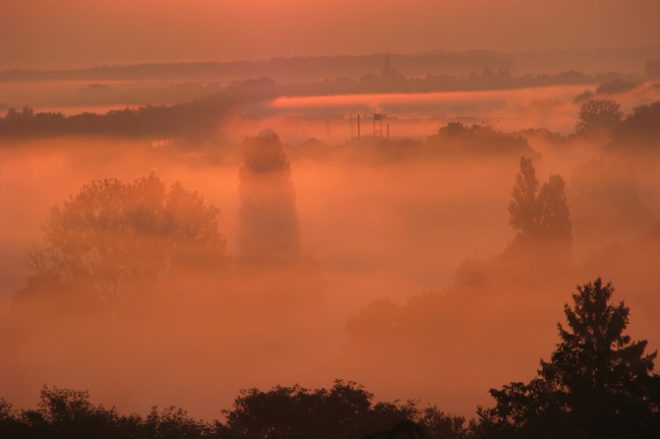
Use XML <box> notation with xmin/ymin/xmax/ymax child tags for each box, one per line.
<box><xmin>2</xmin><ymin>78</ymin><xmax>660</xmax><ymax>419</ymax></box>
<box><xmin>3</xmin><ymin>2</ymin><xmax>660</xmax><ymax>437</ymax></box>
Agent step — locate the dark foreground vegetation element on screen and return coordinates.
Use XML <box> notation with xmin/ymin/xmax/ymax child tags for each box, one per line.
<box><xmin>2</xmin><ymin>279</ymin><xmax>658</xmax><ymax>439</ymax></box>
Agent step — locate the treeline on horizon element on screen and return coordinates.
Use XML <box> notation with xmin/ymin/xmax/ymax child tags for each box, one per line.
<box><xmin>2</xmin><ymin>279</ymin><xmax>659</xmax><ymax>439</ymax></box>
<box><xmin>3</xmin><ymin>380</ymin><xmax>457</xmax><ymax>439</ymax></box>
<box><xmin>0</xmin><ymin>78</ymin><xmax>278</xmax><ymax>139</ymax></box>
<box><xmin>0</xmin><ymin>70</ymin><xmax>653</xmax><ymax>115</ymax></box>
<box><xmin>2</xmin><ymin>50</ymin><xmax>658</xmax><ymax>114</ymax></box>
<box><xmin>270</xmin><ymin>69</ymin><xmax>637</xmax><ymax>97</ymax></box>
<box><xmin>2</xmin><ymin>46</ymin><xmax>659</xmax><ymax>83</ymax></box>
<box><xmin>1</xmin><ymin>90</ymin><xmax>659</xmax><ymax>162</ymax></box>
<box><xmin>0</xmin><ymin>51</ymin><xmax>511</xmax><ymax>83</ymax></box>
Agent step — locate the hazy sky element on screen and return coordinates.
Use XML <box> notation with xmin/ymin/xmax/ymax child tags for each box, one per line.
<box><xmin>1</xmin><ymin>0</ymin><xmax>659</xmax><ymax>68</ymax></box>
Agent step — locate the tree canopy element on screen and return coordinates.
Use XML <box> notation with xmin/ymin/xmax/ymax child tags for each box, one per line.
<box><xmin>476</xmin><ymin>279</ymin><xmax>660</xmax><ymax>438</ymax></box>
<box><xmin>0</xmin><ymin>383</ymin><xmax>466</xmax><ymax>439</ymax></box>
<box><xmin>3</xmin><ymin>278</ymin><xmax>659</xmax><ymax>438</ymax></box>
<box><xmin>575</xmin><ymin>98</ymin><xmax>622</xmax><ymax>134</ymax></box>
<box><xmin>25</xmin><ymin>174</ymin><xmax>226</xmax><ymax>309</ymax></box>
<box><xmin>238</xmin><ymin>131</ymin><xmax>301</xmax><ymax>267</ymax></box>
<box><xmin>427</xmin><ymin>123</ymin><xmax>534</xmax><ymax>157</ymax></box>
<box><xmin>610</xmin><ymin>101</ymin><xmax>660</xmax><ymax>150</ymax></box>
<box><xmin>508</xmin><ymin>157</ymin><xmax>572</xmax><ymax>251</ymax></box>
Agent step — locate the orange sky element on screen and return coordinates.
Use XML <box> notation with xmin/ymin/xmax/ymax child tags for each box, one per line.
<box><xmin>1</xmin><ymin>0</ymin><xmax>659</xmax><ymax>69</ymax></box>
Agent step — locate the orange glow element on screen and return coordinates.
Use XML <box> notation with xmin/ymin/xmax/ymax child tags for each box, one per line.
<box><xmin>2</xmin><ymin>0</ymin><xmax>660</xmax><ymax>430</ymax></box>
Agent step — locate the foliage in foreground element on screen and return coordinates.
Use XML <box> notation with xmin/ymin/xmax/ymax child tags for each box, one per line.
<box><xmin>0</xmin><ymin>381</ymin><xmax>465</xmax><ymax>439</ymax></box>
<box><xmin>2</xmin><ymin>279</ymin><xmax>658</xmax><ymax>439</ymax></box>
<box><xmin>475</xmin><ymin>279</ymin><xmax>660</xmax><ymax>439</ymax></box>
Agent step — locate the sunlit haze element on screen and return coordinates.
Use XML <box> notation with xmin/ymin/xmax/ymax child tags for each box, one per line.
<box><xmin>1</xmin><ymin>1</ymin><xmax>660</xmax><ymax>438</ymax></box>
<box><xmin>2</xmin><ymin>0</ymin><xmax>660</xmax><ymax>68</ymax></box>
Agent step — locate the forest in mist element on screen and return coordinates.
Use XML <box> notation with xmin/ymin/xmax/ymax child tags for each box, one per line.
<box><xmin>2</xmin><ymin>38</ymin><xmax>660</xmax><ymax>438</ymax></box>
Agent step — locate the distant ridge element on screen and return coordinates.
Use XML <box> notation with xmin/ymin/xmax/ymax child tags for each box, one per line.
<box><xmin>2</xmin><ymin>46</ymin><xmax>658</xmax><ymax>83</ymax></box>
<box><xmin>0</xmin><ymin>52</ymin><xmax>511</xmax><ymax>83</ymax></box>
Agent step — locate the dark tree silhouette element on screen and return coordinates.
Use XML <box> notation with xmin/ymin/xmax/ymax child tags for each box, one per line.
<box><xmin>426</xmin><ymin>123</ymin><xmax>534</xmax><ymax>157</ymax></box>
<box><xmin>537</xmin><ymin>175</ymin><xmax>571</xmax><ymax>243</ymax></box>
<box><xmin>575</xmin><ymin>98</ymin><xmax>622</xmax><ymax>134</ymax></box>
<box><xmin>508</xmin><ymin>157</ymin><xmax>541</xmax><ymax>239</ymax></box>
<box><xmin>364</xmin><ymin>420</ymin><xmax>426</xmax><ymax>439</ymax></box>
<box><xmin>0</xmin><ymin>386</ymin><xmax>214</xmax><ymax>439</ymax></box>
<box><xmin>143</xmin><ymin>406</ymin><xmax>213</xmax><ymax>439</ymax></box>
<box><xmin>610</xmin><ymin>101</ymin><xmax>660</xmax><ymax>150</ymax></box>
<box><xmin>0</xmin><ymin>382</ymin><xmax>465</xmax><ymax>439</ymax></box>
<box><xmin>0</xmin><ymin>78</ymin><xmax>278</xmax><ymax>139</ymax></box>
<box><xmin>25</xmin><ymin>174</ymin><xmax>225</xmax><ymax>312</ymax></box>
<box><xmin>508</xmin><ymin>157</ymin><xmax>571</xmax><ymax>251</ymax></box>
<box><xmin>224</xmin><ymin>380</ymin><xmax>465</xmax><ymax>439</ymax></box>
<box><xmin>225</xmin><ymin>380</ymin><xmax>404</xmax><ymax>439</ymax></box>
<box><xmin>32</xmin><ymin>387</ymin><xmax>120</xmax><ymax>438</ymax></box>
<box><xmin>475</xmin><ymin>279</ymin><xmax>660</xmax><ymax>439</ymax></box>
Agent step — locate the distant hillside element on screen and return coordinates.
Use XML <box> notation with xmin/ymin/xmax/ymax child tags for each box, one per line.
<box><xmin>3</xmin><ymin>46</ymin><xmax>657</xmax><ymax>84</ymax></box>
<box><xmin>0</xmin><ymin>51</ymin><xmax>510</xmax><ymax>84</ymax></box>
<box><xmin>508</xmin><ymin>46</ymin><xmax>660</xmax><ymax>74</ymax></box>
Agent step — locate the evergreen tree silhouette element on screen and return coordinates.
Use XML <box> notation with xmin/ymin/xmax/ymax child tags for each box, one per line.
<box><xmin>476</xmin><ymin>279</ymin><xmax>660</xmax><ymax>439</ymax></box>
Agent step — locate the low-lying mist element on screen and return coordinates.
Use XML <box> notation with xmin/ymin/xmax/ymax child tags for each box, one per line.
<box><xmin>2</xmin><ymin>89</ymin><xmax>660</xmax><ymax>421</ymax></box>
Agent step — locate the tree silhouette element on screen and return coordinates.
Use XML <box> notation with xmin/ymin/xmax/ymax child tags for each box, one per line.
<box><xmin>476</xmin><ymin>279</ymin><xmax>660</xmax><ymax>438</ymax></box>
<box><xmin>238</xmin><ymin>131</ymin><xmax>301</xmax><ymax>267</ymax></box>
<box><xmin>0</xmin><ymin>386</ymin><xmax>214</xmax><ymax>439</ymax></box>
<box><xmin>427</xmin><ymin>123</ymin><xmax>534</xmax><ymax>157</ymax></box>
<box><xmin>25</xmin><ymin>174</ymin><xmax>225</xmax><ymax>312</ymax></box>
<box><xmin>225</xmin><ymin>381</ymin><xmax>388</xmax><ymax>439</ymax></box>
<box><xmin>0</xmin><ymin>382</ymin><xmax>467</xmax><ymax>439</ymax></box>
<box><xmin>508</xmin><ymin>157</ymin><xmax>571</xmax><ymax>251</ymax></box>
<box><xmin>575</xmin><ymin>98</ymin><xmax>622</xmax><ymax>134</ymax></box>
<box><xmin>0</xmin><ymin>79</ymin><xmax>278</xmax><ymax>139</ymax></box>
<box><xmin>537</xmin><ymin>175</ymin><xmax>571</xmax><ymax>244</ymax></box>
<box><xmin>508</xmin><ymin>157</ymin><xmax>541</xmax><ymax>240</ymax></box>
<box><xmin>223</xmin><ymin>380</ymin><xmax>466</xmax><ymax>439</ymax></box>
<box><xmin>610</xmin><ymin>101</ymin><xmax>660</xmax><ymax>150</ymax></box>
